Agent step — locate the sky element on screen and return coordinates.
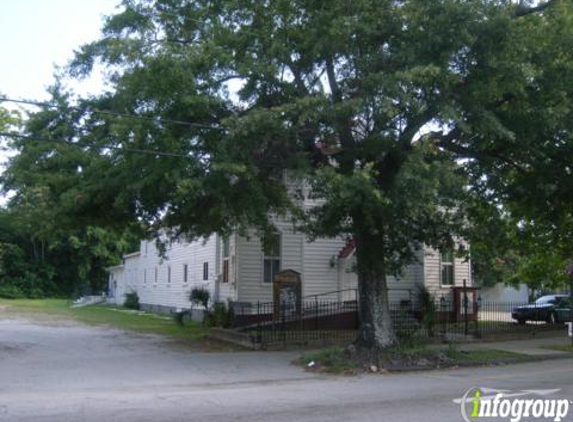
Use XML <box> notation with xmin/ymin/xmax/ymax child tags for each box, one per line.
<box><xmin>0</xmin><ymin>0</ymin><xmax>119</xmax><ymax>204</ymax></box>
<box><xmin>0</xmin><ymin>0</ymin><xmax>118</xmax><ymax>101</ymax></box>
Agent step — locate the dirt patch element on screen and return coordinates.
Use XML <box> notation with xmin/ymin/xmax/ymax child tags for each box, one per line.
<box><xmin>298</xmin><ymin>343</ymin><xmax>535</xmax><ymax>374</ymax></box>
<box><xmin>300</xmin><ymin>345</ymin><xmax>452</xmax><ymax>374</ymax></box>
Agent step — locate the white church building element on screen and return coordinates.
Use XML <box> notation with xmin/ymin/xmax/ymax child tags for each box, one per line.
<box><xmin>107</xmin><ymin>223</ymin><xmax>471</xmax><ymax>313</ymax></box>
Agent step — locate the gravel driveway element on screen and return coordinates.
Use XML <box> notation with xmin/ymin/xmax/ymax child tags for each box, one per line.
<box><xmin>2</xmin><ymin>317</ymin><xmax>572</xmax><ymax>422</ymax></box>
<box><xmin>0</xmin><ymin>318</ymin><xmax>316</xmax><ymax>421</ymax></box>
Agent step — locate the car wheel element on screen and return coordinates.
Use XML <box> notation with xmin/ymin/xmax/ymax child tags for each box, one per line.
<box><xmin>517</xmin><ymin>319</ymin><xmax>526</xmax><ymax>325</ymax></box>
<box><xmin>547</xmin><ymin>312</ymin><xmax>557</xmax><ymax>324</ymax></box>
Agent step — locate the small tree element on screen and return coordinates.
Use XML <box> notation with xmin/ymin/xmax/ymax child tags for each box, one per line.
<box><xmin>189</xmin><ymin>287</ymin><xmax>210</xmax><ymax>310</ymax></box>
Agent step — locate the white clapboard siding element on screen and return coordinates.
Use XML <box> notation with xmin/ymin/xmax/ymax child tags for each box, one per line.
<box><xmin>423</xmin><ymin>246</ymin><xmax>472</xmax><ymax>300</ymax></box>
<box><xmin>302</xmin><ymin>237</ymin><xmax>344</xmax><ymax>297</ymax></box>
<box><xmin>136</xmin><ymin>235</ymin><xmax>217</xmax><ymax>311</ymax></box>
<box><xmin>340</xmin><ymin>247</ymin><xmax>425</xmax><ymax>303</ymax></box>
<box><xmin>123</xmin><ymin>253</ymin><xmax>140</xmax><ymax>299</ymax></box>
<box><xmin>236</xmin><ymin>221</ymin><xmax>303</xmax><ymax>303</ymax></box>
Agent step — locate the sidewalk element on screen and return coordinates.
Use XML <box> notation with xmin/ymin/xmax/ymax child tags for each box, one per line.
<box><xmin>458</xmin><ymin>333</ymin><xmax>573</xmax><ymax>358</ymax></box>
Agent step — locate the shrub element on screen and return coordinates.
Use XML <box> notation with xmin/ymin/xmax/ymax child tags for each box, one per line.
<box><xmin>123</xmin><ymin>291</ymin><xmax>140</xmax><ymax>310</ymax></box>
<box><xmin>189</xmin><ymin>287</ymin><xmax>210</xmax><ymax>309</ymax></box>
<box><xmin>0</xmin><ymin>284</ymin><xmax>26</xmax><ymax>299</ymax></box>
<box><xmin>416</xmin><ymin>284</ymin><xmax>437</xmax><ymax>337</ymax></box>
<box><xmin>204</xmin><ymin>301</ymin><xmax>235</xmax><ymax>328</ymax></box>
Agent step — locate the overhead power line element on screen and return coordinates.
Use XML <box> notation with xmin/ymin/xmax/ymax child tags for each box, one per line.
<box><xmin>0</xmin><ymin>131</ymin><xmax>194</xmax><ymax>159</ymax></box>
<box><xmin>0</xmin><ymin>97</ymin><xmax>225</xmax><ymax>131</ymax></box>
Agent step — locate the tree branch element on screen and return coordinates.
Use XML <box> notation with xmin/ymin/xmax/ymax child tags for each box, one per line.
<box><xmin>514</xmin><ymin>0</ymin><xmax>557</xmax><ymax>18</ymax></box>
<box><xmin>325</xmin><ymin>58</ymin><xmax>342</xmax><ymax>103</ymax></box>
<box><xmin>436</xmin><ymin>129</ymin><xmax>526</xmax><ymax>174</ymax></box>
<box><xmin>399</xmin><ymin>106</ymin><xmax>438</xmax><ymax>149</ymax></box>
<box><xmin>324</xmin><ymin>56</ymin><xmax>356</xmax><ymax>172</ymax></box>
<box><xmin>284</xmin><ymin>58</ymin><xmax>309</xmax><ymax>96</ymax></box>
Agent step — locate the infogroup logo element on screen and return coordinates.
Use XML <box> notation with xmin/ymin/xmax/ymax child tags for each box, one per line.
<box><xmin>454</xmin><ymin>387</ymin><xmax>571</xmax><ymax>422</ymax></box>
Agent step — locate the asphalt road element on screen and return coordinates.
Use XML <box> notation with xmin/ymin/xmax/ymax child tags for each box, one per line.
<box><xmin>1</xmin><ymin>319</ymin><xmax>572</xmax><ymax>422</ymax></box>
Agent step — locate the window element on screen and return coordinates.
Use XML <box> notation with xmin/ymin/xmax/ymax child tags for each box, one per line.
<box><xmin>183</xmin><ymin>264</ymin><xmax>188</xmax><ymax>283</ymax></box>
<box><xmin>167</xmin><ymin>266</ymin><xmax>171</xmax><ymax>283</ymax></box>
<box><xmin>222</xmin><ymin>237</ymin><xmax>230</xmax><ymax>283</ymax></box>
<box><xmin>143</xmin><ymin>269</ymin><xmax>147</xmax><ymax>284</ymax></box>
<box><xmin>154</xmin><ymin>267</ymin><xmax>158</xmax><ymax>283</ymax></box>
<box><xmin>203</xmin><ymin>262</ymin><xmax>209</xmax><ymax>281</ymax></box>
<box><xmin>263</xmin><ymin>232</ymin><xmax>281</xmax><ymax>284</ymax></box>
<box><xmin>440</xmin><ymin>250</ymin><xmax>454</xmax><ymax>286</ymax></box>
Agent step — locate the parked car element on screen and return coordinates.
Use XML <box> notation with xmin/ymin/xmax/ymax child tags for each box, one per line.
<box><xmin>511</xmin><ymin>294</ymin><xmax>572</xmax><ymax>324</ymax></box>
<box><xmin>554</xmin><ymin>297</ymin><xmax>573</xmax><ymax>323</ymax></box>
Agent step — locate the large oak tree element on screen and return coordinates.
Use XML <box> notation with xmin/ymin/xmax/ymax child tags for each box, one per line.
<box><xmin>3</xmin><ymin>0</ymin><xmax>572</xmax><ymax>350</ymax></box>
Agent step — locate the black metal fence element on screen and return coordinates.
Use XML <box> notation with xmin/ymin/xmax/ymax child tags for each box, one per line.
<box><xmin>230</xmin><ymin>299</ymin><xmax>567</xmax><ymax>347</ymax></box>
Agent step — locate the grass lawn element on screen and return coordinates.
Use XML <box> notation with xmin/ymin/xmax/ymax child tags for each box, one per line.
<box><xmin>299</xmin><ymin>344</ymin><xmax>531</xmax><ymax>374</ymax></box>
<box><xmin>0</xmin><ymin>298</ymin><xmax>209</xmax><ymax>341</ymax></box>
<box><xmin>447</xmin><ymin>348</ymin><xmax>531</xmax><ymax>362</ymax></box>
<box><xmin>544</xmin><ymin>344</ymin><xmax>573</xmax><ymax>353</ymax></box>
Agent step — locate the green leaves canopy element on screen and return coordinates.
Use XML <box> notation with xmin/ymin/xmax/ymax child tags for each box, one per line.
<box><xmin>2</xmin><ymin>0</ymin><xmax>573</xmax><ymax>343</ymax></box>
<box><xmin>4</xmin><ymin>0</ymin><xmax>572</xmax><ymax>272</ymax></box>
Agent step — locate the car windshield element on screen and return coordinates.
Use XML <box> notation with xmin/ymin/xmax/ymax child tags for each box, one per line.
<box><xmin>534</xmin><ymin>296</ymin><xmax>556</xmax><ymax>305</ymax></box>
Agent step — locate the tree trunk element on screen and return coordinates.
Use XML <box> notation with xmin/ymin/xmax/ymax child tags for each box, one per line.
<box><xmin>354</xmin><ymin>231</ymin><xmax>398</xmax><ymax>350</ymax></box>
<box><xmin>31</xmin><ymin>240</ymin><xmax>39</xmax><ymax>264</ymax></box>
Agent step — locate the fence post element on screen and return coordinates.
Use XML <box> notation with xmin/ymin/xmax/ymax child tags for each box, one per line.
<box><xmin>476</xmin><ymin>295</ymin><xmax>482</xmax><ymax>339</ymax></box>
<box><xmin>315</xmin><ymin>297</ymin><xmax>319</xmax><ymax>331</ymax></box>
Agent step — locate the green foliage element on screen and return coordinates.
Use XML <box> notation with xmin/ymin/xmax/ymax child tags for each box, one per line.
<box><xmin>123</xmin><ymin>291</ymin><xmax>140</xmax><ymax>310</ymax></box>
<box><xmin>0</xmin><ymin>102</ymin><xmax>20</xmax><ymax>132</ymax></box>
<box><xmin>204</xmin><ymin>301</ymin><xmax>235</xmax><ymax>328</ymax></box>
<box><xmin>469</xmin><ymin>200</ymin><xmax>571</xmax><ymax>291</ymax></box>
<box><xmin>416</xmin><ymin>284</ymin><xmax>437</xmax><ymax>338</ymax></box>
<box><xmin>3</xmin><ymin>0</ymin><xmax>572</xmax><ymax>348</ymax></box>
<box><xmin>189</xmin><ymin>287</ymin><xmax>234</xmax><ymax>327</ymax></box>
<box><xmin>0</xmin><ymin>285</ymin><xmax>26</xmax><ymax>299</ymax></box>
<box><xmin>0</xmin><ymin>195</ymin><xmax>138</xmax><ymax>298</ymax></box>
<box><xmin>189</xmin><ymin>287</ymin><xmax>210</xmax><ymax>309</ymax></box>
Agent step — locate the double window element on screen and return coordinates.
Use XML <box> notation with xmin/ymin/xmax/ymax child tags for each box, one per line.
<box><xmin>263</xmin><ymin>232</ymin><xmax>281</xmax><ymax>284</ymax></box>
<box><xmin>440</xmin><ymin>250</ymin><xmax>454</xmax><ymax>286</ymax></box>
